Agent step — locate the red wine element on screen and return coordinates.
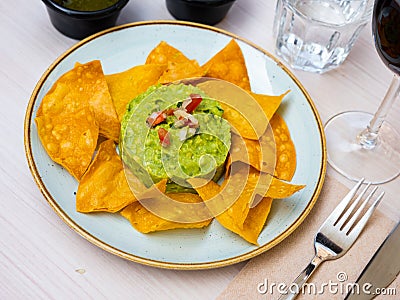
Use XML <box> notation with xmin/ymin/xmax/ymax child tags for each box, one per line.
<box><xmin>373</xmin><ymin>0</ymin><xmax>400</xmax><ymax>75</ymax></box>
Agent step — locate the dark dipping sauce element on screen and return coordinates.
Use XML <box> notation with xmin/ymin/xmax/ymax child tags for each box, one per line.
<box><xmin>55</xmin><ymin>0</ymin><xmax>119</xmax><ymax>11</ymax></box>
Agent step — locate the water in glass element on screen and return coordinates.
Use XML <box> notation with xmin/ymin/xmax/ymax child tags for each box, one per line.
<box><xmin>274</xmin><ymin>0</ymin><xmax>373</xmax><ymax>73</ymax></box>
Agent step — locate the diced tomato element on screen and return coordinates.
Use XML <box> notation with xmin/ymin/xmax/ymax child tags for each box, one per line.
<box><xmin>185</xmin><ymin>94</ymin><xmax>202</xmax><ymax>113</ymax></box>
<box><xmin>146</xmin><ymin>111</ymin><xmax>166</xmax><ymax>127</ymax></box>
<box><xmin>154</xmin><ymin>113</ymin><xmax>166</xmax><ymax>125</ymax></box>
<box><xmin>158</xmin><ymin>128</ymin><xmax>170</xmax><ymax>147</ymax></box>
<box><xmin>164</xmin><ymin>108</ymin><xmax>175</xmax><ymax>116</ymax></box>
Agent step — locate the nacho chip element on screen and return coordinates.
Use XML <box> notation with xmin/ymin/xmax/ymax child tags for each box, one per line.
<box><xmin>76</xmin><ymin>140</ymin><xmax>170</xmax><ymax>213</ymax></box>
<box><xmin>220</xmin><ymin>103</ymin><xmax>258</xmax><ymax>140</ymax></box>
<box><xmin>137</xmin><ymin>192</ymin><xmax>213</xmax><ymax>223</ymax></box>
<box><xmin>35</xmin><ymin>106</ymin><xmax>98</xmax><ymax>180</ymax></box>
<box><xmin>121</xmin><ymin>193</ymin><xmax>212</xmax><ymax>233</ymax></box>
<box><xmin>190</xmin><ymin>163</ymin><xmax>271</xmax><ymax>230</ymax></box>
<box><xmin>189</xmin><ymin>177</ymin><xmax>273</xmax><ymax>245</ymax></box>
<box><xmin>196</xmin><ymin>80</ymin><xmax>266</xmax><ymax>140</ymax></box>
<box><xmin>250</xmin><ymin>91</ymin><xmax>289</xmax><ymax>122</ymax></box>
<box><xmin>187</xmin><ymin>179</ymin><xmax>234</xmax><ymax>221</ymax></box>
<box><xmin>146</xmin><ymin>41</ymin><xmax>192</xmax><ymax>65</ymax></box>
<box><xmin>187</xmin><ymin>178</ymin><xmax>224</xmax><ymax>208</ymax></box>
<box><xmin>145</xmin><ymin>41</ymin><xmax>204</xmax><ymax>83</ymax></box>
<box><xmin>202</xmin><ymin>39</ymin><xmax>251</xmax><ymax>90</ymax></box>
<box><xmin>230</xmin><ymin>131</ymin><xmax>276</xmax><ymax>174</ymax></box>
<box><xmin>219</xmin><ymin>91</ymin><xmax>287</xmax><ymax>141</ymax></box>
<box><xmin>106</xmin><ymin>64</ymin><xmax>167</xmax><ymax>120</ymax></box>
<box><xmin>238</xmin><ymin>197</ymin><xmax>273</xmax><ymax>245</ymax></box>
<box><xmin>76</xmin><ymin>140</ymin><xmax>137</xmax><ymax>213</ymax></box>
<box><xmin>268</xmin><ymin>113</ymin><xmax>297</xmax><ymax>181</ymax></box>
<box><xmin>38</xmin><ymin>60</ymin><xmax>119</xmax><ymax>142</ymax></box>
<box><xmin>158</xmin><ymin>61</ymin><xmax>204</xmax><ymax>83</ymax></box>
<box><xmin>266</xmin><ymin>177</ymin><xmax>305</xmax><ymax>199</ymax></box>
<box><xmin>219</xmin><ymin>166</ymin><xmax>258</xmax><ymax>229</ymax></box>
<box><xmin>72</xmin><ymin>61</ymin><xmax>120</xmax><ymax>141</ymax></box>
<box><xmin>136</xmin><ymin>178</ymin><xmax>168</xmax><ymax>200</ymax></box>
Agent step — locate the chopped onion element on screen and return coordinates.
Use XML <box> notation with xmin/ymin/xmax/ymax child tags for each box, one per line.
<box><xmin>187</xmin><ymin>114</ymin><xmax>199</xmax><ymax>128</ymax></box>
<box><xmin>173</xmin><ymin>108</ymin><xmax>189</xmax><ymax>119</ymax></box>
<box><xmin>187</xmin><ymin>127</ymin><xmax>197</xmax><ymax>137</ymax></box>
<box><xmin>174</xmin><ymin>119</ymin><xmax>187</xmax><ymax>128</ymax></box>
<box><xmin>179</xmin><ymin>127</ymin><xmax>188</xmax><ymax>141</ymax></box>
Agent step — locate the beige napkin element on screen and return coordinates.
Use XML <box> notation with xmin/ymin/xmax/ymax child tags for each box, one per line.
<box><xmin>218</xmin><ymin>176</ymin><xmax>398</xmax><ymax>299</ymax></box>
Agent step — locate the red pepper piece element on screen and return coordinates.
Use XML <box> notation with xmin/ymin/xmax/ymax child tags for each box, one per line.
<box><xmin>158</xmin><ymin>128</ymin><xmax>170</xmax><ymax>147</ymax></box>
<box><xmin>153</xmin><ymin>113</ymin><xmax>166</xmax><ymax>125</ymax></box>
<box><xmin>164</xmin><ymin>108</ymin><xmax>175</xmax><ymax>116</ymax></box>
<box><xmin>146</xmin><ymin>111</ymin><xmax>166</xmax><ymax>127</ymax></box>
<box><xmin>185</xmin><ymin>94</ymin><xmax>202</xmax><ymax>113</ymax></box>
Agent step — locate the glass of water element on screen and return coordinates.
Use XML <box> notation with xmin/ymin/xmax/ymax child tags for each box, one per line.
<box><xmin>273</xmin><ymin>0</ymin><xmax>374</xmax><ymax>73</ymax></box>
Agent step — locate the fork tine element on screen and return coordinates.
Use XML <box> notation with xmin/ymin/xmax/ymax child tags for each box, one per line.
<box><xmin>324</xmin><ymin>178</ymin><xmax>364</xmax><ymax>226</ymax></box>
<box><xmin>336</xmin><ymin>183</ymin><xmax>371</xmax><ymax>229</ymax></box>
<box><xmin>343</xmin><ymin>186</ymin><xmax>377</xmax><ymax>234</ymax></box>
<box><xmin>348</xmin><ymin>191</ymin><xmax>385</xmax><ymax>239</ymax></box>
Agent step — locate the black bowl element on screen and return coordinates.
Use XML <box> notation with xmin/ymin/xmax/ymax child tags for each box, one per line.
<box><xmin>166</xmin><ymin>0</ymin><xmax>236</xmax><ymax>25</ymax></box>
<box><xmin>42</xmin><ymin>0</ymin><xmax>129</xmax><ymax>40</ymax></box>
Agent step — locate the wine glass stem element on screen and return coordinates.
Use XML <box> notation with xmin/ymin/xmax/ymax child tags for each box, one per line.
<box><xmin>358</xmin><ymin>74</ymin><xmax>400</xmax><ymax>149</ymax></box>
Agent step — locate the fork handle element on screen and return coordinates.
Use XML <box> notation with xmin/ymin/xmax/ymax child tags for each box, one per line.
<box><xmin>278</xmin><ymin>255</ymin><xmax>324</xmax><ymax>300</ymax></box>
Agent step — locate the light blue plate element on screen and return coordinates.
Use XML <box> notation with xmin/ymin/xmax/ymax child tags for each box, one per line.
<box><xmin>24</xmin><ymin>21</ymin><xmax>326</xmax><ymax>269</ymax></box>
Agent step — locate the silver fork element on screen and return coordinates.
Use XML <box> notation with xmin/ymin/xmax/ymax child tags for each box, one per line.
<box><xmin>278</xmin><ymin>178</ymin><xmax>385</xmax><ymax>300</ymax></box>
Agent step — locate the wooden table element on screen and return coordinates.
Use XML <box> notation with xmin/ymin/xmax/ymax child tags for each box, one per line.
<box><xmin>1</xmin><ymin>0</ymin><xmax>399</xmax><ymax>299</ymax></box>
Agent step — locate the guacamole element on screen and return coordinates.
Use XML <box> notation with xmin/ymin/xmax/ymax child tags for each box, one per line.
<box><xmin>55</xmin><ymin>0</ymin><xmax>118</xmax><ymax>11</ymax></box>
<box><xmin>120</xmin><ymin>83</ymin><xmax>231</xmax><ymax>192</ymax></box>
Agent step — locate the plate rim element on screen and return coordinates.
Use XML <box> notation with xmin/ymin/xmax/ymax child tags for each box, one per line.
<box><xmin>24</xmin><ymin>20</ymin><xmax>327</xmax><ymax>270</ymax></box>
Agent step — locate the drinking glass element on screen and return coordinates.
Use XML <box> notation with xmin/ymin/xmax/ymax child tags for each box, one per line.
<box><xmin>273</xmin><ymin>0</ymin><xmax>374</xmax><ymax>73</ymax></box>
<box><xmin>324</xmin><ymin>0</ymin><xmax>400</xmax><ymax>184</ymax></box>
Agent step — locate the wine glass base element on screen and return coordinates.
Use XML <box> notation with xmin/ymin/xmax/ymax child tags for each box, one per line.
<box><xmin>325</xmin><ymin>111</ymin><xmax>400</xmax><ymax>184</ymax></box>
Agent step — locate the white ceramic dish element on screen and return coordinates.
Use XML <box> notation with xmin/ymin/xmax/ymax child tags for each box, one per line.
<box><xmin>24</xmin><ymin>21</ymin><xmax>326</xmax><ymax>269</ymax></box>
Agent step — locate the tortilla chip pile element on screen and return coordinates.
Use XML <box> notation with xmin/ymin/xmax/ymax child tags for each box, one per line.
<box><xmin>35</xmin><ymin>39</ymin><xmax>304</xmax><ymax>245</ymax></box>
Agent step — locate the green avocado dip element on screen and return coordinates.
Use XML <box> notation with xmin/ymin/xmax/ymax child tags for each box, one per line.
<box><xmin>120</xmin><ymin>83</ymin><xmax>231</xmax><ymax>193</ymax></box>
<box><xmin>55</xmin><ymin>0</ymin><xmax>119</xmax><ymax>11</ymax></box>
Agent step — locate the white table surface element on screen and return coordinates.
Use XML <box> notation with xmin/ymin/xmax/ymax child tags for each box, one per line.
<box><xmin>1</xmin><ymin>0</ymin><xmax>399</xmax><ymax>299</ymax></box>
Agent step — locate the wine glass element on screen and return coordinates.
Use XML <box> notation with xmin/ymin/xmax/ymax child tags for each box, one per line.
<box><xmin>324</xmin><ymin>0</ymin><xmax>400</xmax><ymax>184</ymax></box>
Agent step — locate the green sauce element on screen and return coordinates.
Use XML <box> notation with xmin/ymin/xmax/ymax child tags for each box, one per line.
<box><xmin>121</xmin><ymin>84</ymin><xmax>231</xmax><ymax>193</ymax></box>
<box><xmin>56</xmin><ymin>0</ymin><xmax>119</xmax><ymax>11</ymax></box>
